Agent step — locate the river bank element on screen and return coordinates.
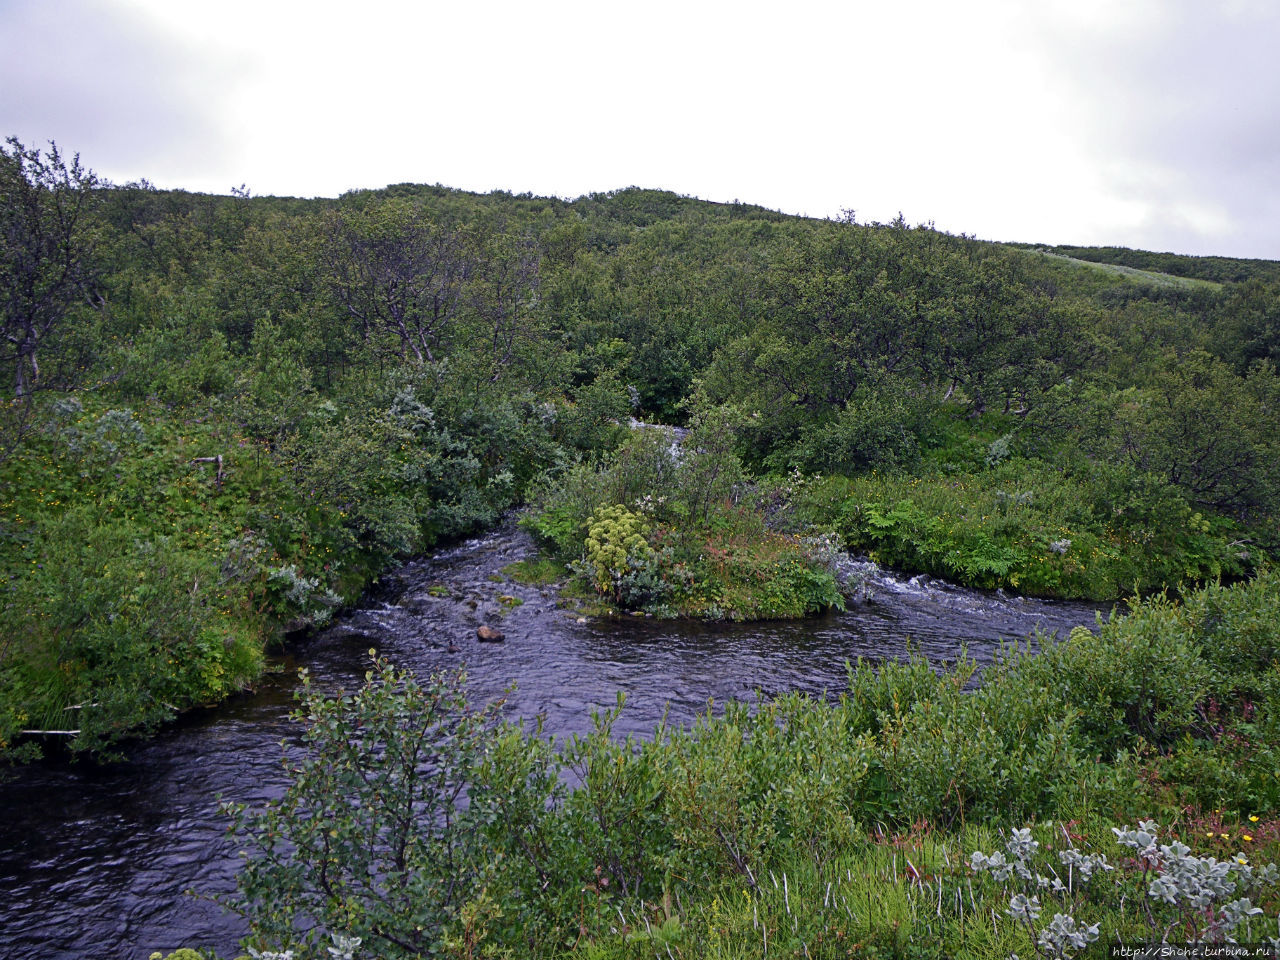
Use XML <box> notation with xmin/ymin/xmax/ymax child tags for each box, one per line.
<box><xmin>0</xmin><ymin>521</ymin><xmax>1109</xmax><ymax>959</ymax></box>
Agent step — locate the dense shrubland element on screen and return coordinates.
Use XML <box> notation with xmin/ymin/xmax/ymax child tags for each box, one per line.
<box><xmin>216</xmin><ymin>574</ymin><xmax>1280</xmax><ymax>958</ymax></box>
<box><xmin>2</xmin><ymin>136</ymin><xmax>1279</xmax><ymax>765</ymax></box>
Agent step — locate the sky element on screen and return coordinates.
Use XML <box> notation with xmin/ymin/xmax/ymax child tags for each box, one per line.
<box><xmin>2</xmin><ymin>0</ymin><xmax>1278</xmax><ymax>260</ymax></box>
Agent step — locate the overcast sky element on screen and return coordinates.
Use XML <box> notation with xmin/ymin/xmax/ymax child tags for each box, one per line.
<box><xmin>3</xmin><ymin>0</ymin><xmax>1277</xmax><ymax>259</ymax></box>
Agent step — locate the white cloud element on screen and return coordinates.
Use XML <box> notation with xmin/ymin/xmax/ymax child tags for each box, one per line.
<box><xmin>2</xmin><ymin>0</ymin><xmax>1277</xmax><ymax>257</ymax></box>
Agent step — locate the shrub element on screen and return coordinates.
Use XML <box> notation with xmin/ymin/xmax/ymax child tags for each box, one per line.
<box><xmin>222</xmin><ymin>656</ymin><xmax>507</xmax><ymax>959</ymax></box>
<box><xmin>0</xmin><ymin>507</ymin><xmax>262</xmax><ymax>756</ymax></box>
<box><xmin>992</xmin><ymin>599</ymin><xmax>1212</xmax><ymax>756</ymax></box>
<box><xmin>787</xmin><ymin>377</ymin><xmax>927</xmax><ymax>473</ymax></box>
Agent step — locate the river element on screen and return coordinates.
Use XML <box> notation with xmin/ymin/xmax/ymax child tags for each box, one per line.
<box><xmin>0</xmin><ymin>521</ymin><xmax>1113</xmax><ymax>959</ymax></box>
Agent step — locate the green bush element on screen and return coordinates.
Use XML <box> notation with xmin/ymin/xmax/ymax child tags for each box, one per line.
<box><xmin>0</xmin><ymin>507</ymin><xmax>262</xmax><ymax>756</ymax></box>
<box><xmin>993</xmin><ymin>602</ymin><xmax>1211</xmax><ymax>756</ymax></box>
<box><xmin>215</xmin><ymin>572</ymin><xmax>1280</xmax><ymax>957</ymax></box>
<box><xmin>786</xmin><ymin>461</ymin><xmax>1251</xmax><ymax>599</ymax></box>
<box><xmin>223</xmin><ymin>657</ymin><xmax>508</xmax><ymax>959</ymax></box>
<box><xmin>786</xmin><ymin>376</ymin><xmax>928</xmax><ymax>474</ymax></box>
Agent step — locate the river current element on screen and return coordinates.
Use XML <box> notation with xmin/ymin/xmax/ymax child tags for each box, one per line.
<box><xmin>0</xmin><ymin>521</ymin><xmax>1113</xmax><ymax>959</ymax></box>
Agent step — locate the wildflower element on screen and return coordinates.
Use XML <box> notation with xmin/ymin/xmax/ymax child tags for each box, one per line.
<box><xmin>1251</xmin><ymin>815</ymin><xmax>1260</xmax><ymax>823</ymax></box>
<box><xmin>1245</xmin><ymin>835</ymin><xmax>1254</xmax><ymax>843</ymax></box>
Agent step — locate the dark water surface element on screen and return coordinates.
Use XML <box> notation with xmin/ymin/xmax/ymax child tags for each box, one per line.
<box><xmin>0</xmin><ymin>523</ymin><xmax>1113</xmax><ymax>959</ymax></box>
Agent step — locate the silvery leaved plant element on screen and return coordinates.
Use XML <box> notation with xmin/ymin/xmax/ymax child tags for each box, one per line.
<box><xmin>1058</xmin><ymin>848</ymin><xmax>1112</xmax><ymax>885</ymax></box>
<box><xmin>1113</xmin><ymin>821</ymin><xmax>1276</xmax><ymax>941</ymax></box>
<box><xmin>973</xmin><ymin>822</ymin><xmax>1279</xmax><ymax>956</ymax></box>
<box><xmin>1036</xmin><ymin>914</ymin><xmax>1099</xmax><ymax>958</ymax></box>
<box><xmin>1006</xmin><ymin>827</ymin><xmax>1039</xmax><ymax>861</ymax></box>
<box><xmin>1009</xmin><ymin>893</ymin><xmax>1041</xmax><ymax>921</ymax></box>
<box><xmin>327</xmin><ymin>933</ymin><xmax>362</xmax><ymax>959</ymax></box>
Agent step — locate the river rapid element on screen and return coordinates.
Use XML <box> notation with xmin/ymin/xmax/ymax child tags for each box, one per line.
<box><xmin>0</xmin><ymin>521</ymin><xmax>1113</xmax><ymax>959</ymax></box>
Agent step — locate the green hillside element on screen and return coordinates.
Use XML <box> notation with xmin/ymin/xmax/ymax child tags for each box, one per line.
<box><xmin>2</xmin><ymin>140</ymin><xmax>1279</xmax><ymax>758</ymax></box>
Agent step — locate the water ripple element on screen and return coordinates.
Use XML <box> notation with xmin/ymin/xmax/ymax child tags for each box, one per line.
<box><xmin>0</xmin><ymin>520</ymin><xmax>1112</xmax><ymax>959</ymax></box>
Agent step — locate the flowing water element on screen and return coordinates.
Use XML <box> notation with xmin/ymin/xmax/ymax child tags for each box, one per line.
<box><xmin>0</xmin><ymin>521</ymin><xmax>1114</xmax><ymax>959</ymax></box>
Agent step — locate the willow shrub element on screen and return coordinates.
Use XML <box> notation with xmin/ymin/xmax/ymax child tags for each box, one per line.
<box><xmin>221</xmin><ymin>575</ymin><xmax>1280</xmax><ymax>956</ymax></box>
<box><xmin>222</xmin><ymin>658</ymin><xmax>508</xmax><ymax>960</ymax></box>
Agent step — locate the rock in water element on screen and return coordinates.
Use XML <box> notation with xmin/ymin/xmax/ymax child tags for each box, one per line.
<box><xmin>476</xmin><ymin>625</ymin><xmax>505</xmax><ymax>643</ymax></box>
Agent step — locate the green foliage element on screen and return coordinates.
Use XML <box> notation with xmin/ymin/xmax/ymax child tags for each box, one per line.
<box><xmin>554</xmin><ymin>371</ymin><xmax>632</xmax><ymax>453</ymax></box>
<box><xmin>672</xmin><ymin>397</ymin><xmax>748</xmax><ymax>524</ymax></box>
<box><xmin>222</xmin><ymin>656</ymin><xmax>507</xmax><ymax>959</ymax></box>
<box><xmin>8</xmin><ymin>141</ymin><xmax>1280</xmax><ymax>766</ymax></box>
<box><xmin>217</xmin><ymin>572</ymin><xmax>1280</xmax><ymax>957</ymax></box>
<box><xmin>582</xmin><ymin>504</ymin><xmax>651</xmax><ymax>602</ymax></box>
<box><xmin>995</xmin><ymin>609</ymin><xmax>1211</xmax><ymax>757</ymax></box>
<box><xmin>787</xmin><ymin>458</ymin><xmax>1252</xmax><ymax>598</ymax></box>
<box><xmin>228</xmin><ymin>319</ymin><xmax>316</xmax><ymax>445</ymax></box>
<box><xmin>0</xmin><ymin>505</ymin><xmax>262</xmax><ymax>756</ymax></box>
<box><xmin>116</xmin><ymin>321</ymin><xmax>238</xmax><ymax>406</ymax></box>
<box><xmin>788</xmin><ymin>375</ymin><xmax>928</xmax><ymax>474</ymax></box>
<box><xmin>1187</xmin><ymin>568</ymin><xmax>1280</xmax><ymax>676</ymax></box>
<box><xmin>0</xmin><ymin>373</ymin><xmax>557</xmax><ymax>759</ymax></box>
<box><xmin>661</xmin><ymin>693</ymin><xmax>874</xmax><ymax>882</ymax></box>
<box><xmin>557</xmin><ymin>697</ymin><xmax>675</xmax><ymax>902</ymax></box>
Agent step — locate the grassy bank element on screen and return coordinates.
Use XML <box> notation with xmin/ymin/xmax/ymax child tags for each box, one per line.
<box><xmin>779</xmin><ymin>461</ymin><xmax>1253</xmax><ymax>599</ymax></box>
<box><xmin>209</xmin><ymin>570</ymin><xmax>1280</xmax><ymax>958</ymax></box>
<box><xmin>0</xmin><ymin>380</ymin><xmax>555</xmax><ymax>760</ymax></box>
